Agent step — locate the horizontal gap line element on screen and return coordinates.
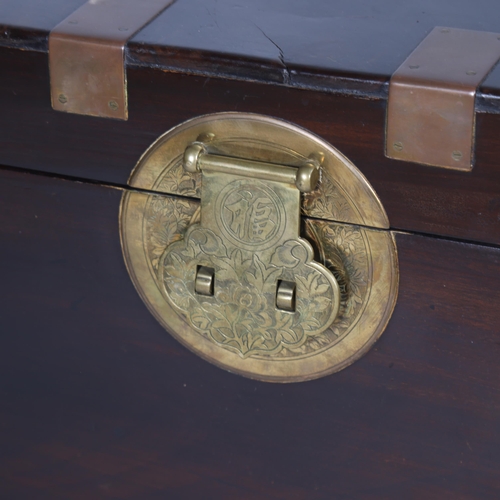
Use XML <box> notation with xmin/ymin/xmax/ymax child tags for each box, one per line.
<box><xmin>2</xmin><ymin>163</ymin><xmax>499</xmax><ymax>250</ymax></box>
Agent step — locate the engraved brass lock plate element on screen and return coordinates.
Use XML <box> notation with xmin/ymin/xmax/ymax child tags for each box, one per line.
<box><xmin>120</xmin><ymin>113</ymin><xmax>398</xmax><ymax>382</ymax></box>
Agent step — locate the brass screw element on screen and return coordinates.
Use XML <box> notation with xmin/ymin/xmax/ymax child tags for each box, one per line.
<box><xmin>58</xmin><ymin>94</ymin><xmax>68</xmax><ymax>104</ymax></box>
<box><xmin>309</xmin><ymin>151</ymin><xmax>325</xmax><ymax>166</ymax></box>
<box><xmin>196</xmin><ymin>132</ymin><xmax>215</xmax><ymax>143</ymax></box>
<box><xmin>452</xmin><ymin>150</ymin><xmax>463</xmax><ymax>161</ymax></box>
<box><xmin>393</xmin><ymin>142</ymin><xmax>403</xmax><ymax>152</ymax></box>
<box><xmin>108</xmin><ymin>100</ymin><xmax>119</xmax><ymax>111</ymax></box>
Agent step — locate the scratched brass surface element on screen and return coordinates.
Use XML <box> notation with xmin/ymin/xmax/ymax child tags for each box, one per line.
<box><xmin>120</xmin><ymin>113</ymin><xmax>398</xmax><ymax>382</ymax></box>
<box><xmin>49</xmin><ymin>0</ymin><xmax>174</xmax><ymax>119</ymax></box>
<box><xmin>387</xmin><ymin>27</ymin><xmax>500</xmax><ymax>170</ymax></box>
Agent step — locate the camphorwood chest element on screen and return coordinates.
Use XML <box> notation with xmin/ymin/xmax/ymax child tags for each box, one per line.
<box><xmin>1</xmin><ymin>1</ymin><xmax>500</xmax><ymax>498</ymax></box>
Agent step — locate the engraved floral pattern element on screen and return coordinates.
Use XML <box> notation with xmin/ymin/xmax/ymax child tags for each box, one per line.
<box><xmin>284</xmin><ymin>220</ymin><xmax>369</xmax><ymax>355</ymax></box>
<box><xmin>160</xmin><ymin>226</ymin><xmax>337</xmax><ymax>357</ymax></box>
<box><xmin>141</xmin><ymin>193</ymin><xmax>370</xmax><ymax>360</ymax></box>
<box><xmin>145</xmin><ymin>195</ymin><xmax>199</xmax><ymax>271</ymax></box>
<box><xmin>155</xmin><ymin>159</ymin><xmax>201</xmax><ymax>198</ymax></box>
<box><xmin>152</xmin><ymin>148</ymin><xmax>362</xmax><ymax>228</ymax></box>
<box><xmin>302</xmin><ymin>171</ymin><xmax>356</xmax><ymax>223</ymax></box>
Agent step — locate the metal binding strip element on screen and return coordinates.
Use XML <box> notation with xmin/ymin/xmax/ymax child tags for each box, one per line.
<box><xmin>49</xmin><ymin>0</ymin><xmax>174</xmax><ymax>120</ymax></box>
<box><xmin>386</xmin><ymin>27</ymin><xmax>500</xmax><ymax>171</ymax></box>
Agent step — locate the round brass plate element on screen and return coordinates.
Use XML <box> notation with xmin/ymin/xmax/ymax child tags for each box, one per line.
<box><xmin>120</xmin><ymin>113</ymin><xmax>399</xmax><ymax>382</ymax></box>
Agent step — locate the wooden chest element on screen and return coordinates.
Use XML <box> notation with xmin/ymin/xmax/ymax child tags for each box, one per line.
<box><xmin>1</xmin><ymin>0</ymin><xmax>500</xmax><ymax>498</ymax></box>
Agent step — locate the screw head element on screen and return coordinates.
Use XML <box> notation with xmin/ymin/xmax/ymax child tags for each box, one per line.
<box><xmin>58</xmin><ymin>94</ymin><xmax>68</xmax><ymax>104</ymax></box>
<box><xmin>196</xmin><ymin>132</ymin><xmax>215</xmax><ymax>143</ymax></box>
<box><xmin>393</xmin><ymin>142</ymin><xmax>403</xmax><ymax>152</ymax></box>
<box><xmin>452</xmin><ymin>150</ymin><xmax>463</xmax><ymax>161</ymax></box>
<box><xmin>108</xmin><ymin>100</ymin><xmax>119</xmax><ymax>111</ymax></box>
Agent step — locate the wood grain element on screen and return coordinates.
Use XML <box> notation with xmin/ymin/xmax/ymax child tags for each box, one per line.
<box><xmin>2</xmin><ymin>0</ymin><xmax>500</xmax><ymax>101</ymax></box>
<box><xmin>1</xmin><ymin>45</ymin><xmax>500</xmax><ymax>246</ymax></box>
<box><xmin>1</xmin><ymin>167</ymin><xmax>500</xmax><ymax>499</ymax></box>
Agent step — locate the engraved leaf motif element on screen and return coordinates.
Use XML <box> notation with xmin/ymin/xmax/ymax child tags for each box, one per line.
<box><xmin>246</xmin><ymin>254</ymin><xmax>282</xmax><ymax>291</ymax></box>
<box><xmin>311</xmin><ymin>283</ymin><xmax>331</xmax><ymax>296</ymax></box>
<box><xmin>145</xmin><ymin>195</ymin><xmax>198</xmax><ymax>271</ymax></box>
<box><xmin>191</xmin><ymin>313</ymin><xmax>210</xmax><ymax>330</ymax></box>
<box><xmin>256</xmin><ymin>312</ymin><xmax>274</xmax><ymax>328</ymax></box>
<box><xmin>248</xmin><ymin>336</ymin><xmax>266</xmax><ymax>350</ymax></box>
<box><xmin>217</xmin><ymin>327</ymin><xmax>235</xmax><ymax>340</ymax></box>
<box><xmin>310</xmin><ymin>296</ymin><xmax>331</xmax><ymax>312</ymax></box>
<box><xmin>163</xmin><ymin>253</ymin><xmax>188</xmax><ymax>280</ymax></box>
<box><xmin>157</xmin><ymin>161</ymin><xmax>200</xmax><ymax>198</ymax></box>
<box><xmin>218</xmin><ymin>249</ymin><xmax>250</xmax><ymax>282</ymax></box>
<box><xmin>280</xmin><ymin>328</ymin><xmax>301</xmax><ymax>345</ymax></box>
<box><xmin>281</xmin><ymin>219</ymin><xmax>371</xmax><ymax>358</ymax></box>
<box><xmin>161</xmin><ymin>223</ymin><xmax>339</xmax><ymax>358</ymax></box>
<box><xmin>302</xmin><ymin>173</ymin><xmax>354</xmax><ymax>222</ymax></box>
<box><xmin>301</xmin><ymin>318</ymin><xmax>321</xmax><ymax>332</ymax></box>
<box><xmin>209</xmin><ymin>305</ymin><xmax>233</xmax><ymax>331</ymax></box>
<box><xmin>296</xmin><ymin>271</ymin><xmax>318</xmax><ymax>294</ymax></box>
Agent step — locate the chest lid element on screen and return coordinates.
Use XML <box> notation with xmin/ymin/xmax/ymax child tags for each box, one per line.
<box><xmin>1</xmin><ymin>0</ymin><xmax>500</xmax><ymax>245</ymax></box>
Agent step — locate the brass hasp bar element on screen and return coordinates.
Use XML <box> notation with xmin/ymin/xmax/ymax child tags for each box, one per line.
<box><xmin>386</xmin><ymin>26</ymin><xmax>500</xmax><ymax>170</ymax></box>
<box><xmin>183</xmin><ymin>143</ymin><xmax>320</xmax><ymax>193</ymax></box>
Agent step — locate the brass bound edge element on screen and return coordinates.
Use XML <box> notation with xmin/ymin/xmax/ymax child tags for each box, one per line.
<box><xmin>49</xmin><ymin>0</ymin><xmax>174</xmax><ymax>120</ymax></box>
<box><xmin>386</xmin><ymin>27</ymin><xmax>500</xmax><ymax>171</ymax></box>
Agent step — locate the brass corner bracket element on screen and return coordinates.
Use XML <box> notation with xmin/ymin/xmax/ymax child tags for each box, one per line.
<box><xmin>49</xmin><ymin>0</ymin><xmax>174</xmax><ymax>120</ymax></box>
<box><xmin>386</xmin><ymin>27</ymin><xmax>500</xmax><ymax>171</ymax></box>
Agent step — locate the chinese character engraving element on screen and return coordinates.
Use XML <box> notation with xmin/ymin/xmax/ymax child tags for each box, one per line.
<box><xmin>224</xmin><ymin>190</ymin><xmax>276</xmax><ymax>243</ymax></box>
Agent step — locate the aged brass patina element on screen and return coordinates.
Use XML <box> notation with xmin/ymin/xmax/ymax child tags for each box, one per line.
<box><xmin>49</xmin><ymin>0</ymin><xmax>174</xmax><ymax>120</ymax></box>
<box><xmin>120</xmin><ymin>113</ymin><xmax>399</xmax><ymax>382</ymax></box>
<box><xmin>387</xmin><ymin>27</ymin><xmax>500</xmax><ymax>170</ymax></box>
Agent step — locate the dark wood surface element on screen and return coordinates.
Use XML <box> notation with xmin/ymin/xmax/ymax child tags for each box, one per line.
<box><xmin>1</xmin><ymin>45</ymin><xmax>500</xmax><ymax>246</ymax></box>
<box><xmin>1</xmin><ymin>0</ymin><xmax>500</xmax><ymax>102</ymax></box>
<box><xmin>1</xmin><ymin>167</ymin><xmax>500</xmax><ymax>499</ymax></box>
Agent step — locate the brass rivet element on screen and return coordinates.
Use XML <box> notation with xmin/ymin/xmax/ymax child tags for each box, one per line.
<box><xmin>393</xmin><ymin>142</ymin><xmax>403</xmax><ymax>152</ymax></box>
<box><xmin>452</xmin><ymin>150</ymin><xmax>463</xmax><ymax>161</ymax></box>
<box><xmin>409</xmin><ymin>65</ymin><xmax>420</xmax><ymax>69</ymax></box>
<box><xmin>58</xmin><ymin>94</ymin><xmax>68</xmax><ymax>104</ymax></box>
<box><xmin>441</xmin><ymin>28</ymin><xmax>450</xmax><ymax>33</ymax></box>
<box><xmin>466</xmin><ymin>70</ymin><xmax>477</xmax><ymax>75</ymax></box>
<box><xmin>108</xmin><ymin>100</ymin><xmax>119</xmax><ymax>111</ymax></box>
<box><xmin>196</xmin><ymin>132</ymin><xmax>215</xmax><ymax>143</ymax></box>
<box><xmin>309</xmin><ymin>151</ymin><xmax>325</xmax><ymax>165</ymax></box>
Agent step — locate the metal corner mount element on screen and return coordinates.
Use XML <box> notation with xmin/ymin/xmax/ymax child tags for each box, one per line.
<box><xmin>386</xmin><ymin>27</ymin><xmax>500</xmax><ymax>171</ymax></box>
<box><xmin>49</xmin><ymin>0</ymin><xmax>174</xmax><ymax>120</ymax></box>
